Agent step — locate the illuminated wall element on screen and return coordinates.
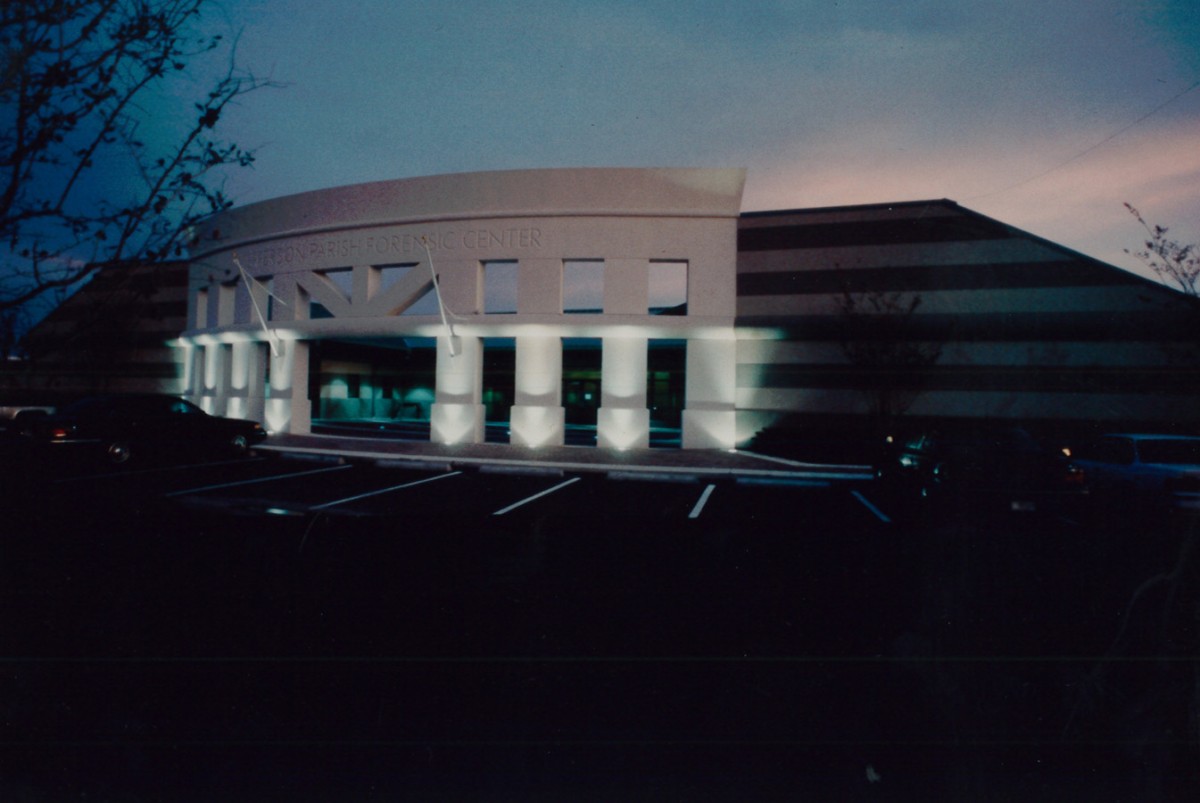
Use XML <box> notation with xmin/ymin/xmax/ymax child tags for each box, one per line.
<box><xmin>180</xmin><ymin>168</ymin><xmax>746</xmax><ymax>447</ymax></box>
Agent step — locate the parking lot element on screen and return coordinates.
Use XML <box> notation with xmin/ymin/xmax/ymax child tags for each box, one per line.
<box><xmin>3</xmin><ymin>442</ymin><xmax>1198</xmax><ymax>800</ymax></box>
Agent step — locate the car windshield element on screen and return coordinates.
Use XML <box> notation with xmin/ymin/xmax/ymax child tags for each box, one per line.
<box><xmin>1135</xmin><ymin>439</ymin><xmax>1200</xmax><ymax>465</ymax></box>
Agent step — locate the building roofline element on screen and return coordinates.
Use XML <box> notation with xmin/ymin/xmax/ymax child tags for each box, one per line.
<box><xmin>739</xmin><ymin>198</ymin><xmax>959</xmax><ymax>219</ymax></box>
<box><xmin>951</xmin><ymin>202</ymin><xmax>1197</xmax><ymax>301</ymax></box>
<box><xmin>741</xmin><ymin>196</ymin><xmax>1198</xmax><ymax>303</ymax></box>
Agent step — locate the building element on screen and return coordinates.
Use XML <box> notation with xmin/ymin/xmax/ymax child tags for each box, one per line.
<box><xmin>18</xmin><ymin>168</ymin><xmax>1198</xmax><ymax>448</ymax></box>
<box><xmin>736</xmin><ymin>198</ymin><xmax>1200</xmax><ymax>444</ymax></box>
<box><xmin>182</xmin><ymin>168</ymin><xmax>744</xmax><ymax>449</ymax></box>
<box><xmin>2</xmin><ymin>261</ymin><xmax>188</xmax><ymax>406</ymax></box>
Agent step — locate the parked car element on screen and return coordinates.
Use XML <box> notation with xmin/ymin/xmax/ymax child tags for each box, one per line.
<box><xmin>878</xmin><ymin>425</ymin><xmax>1087</xmax><ymax>515</ymax></box>
<box><xmin>1071</xmin><ymin>434</ymin><xmax>1200</xmax><ymax>513</ymax></box>
<box><xmin>0</xmin><ymin>405</ymin><xmax>54</xmax><ymax>437</ymax></box>
<box><xmin>32</xmin><ymin>394</ymin><xmax>266</xmax><ymax>465</ymax></box>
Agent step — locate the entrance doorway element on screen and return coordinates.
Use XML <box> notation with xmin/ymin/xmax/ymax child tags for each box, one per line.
<box><xmin>309</xmin><ymin>338</ymin><xmax>437</xmax><ymax>439</ymax></box>
<box><xmin>482</xmin><ymin>338</ymin><xmax>515</xmax><ymax>443</ymax></box>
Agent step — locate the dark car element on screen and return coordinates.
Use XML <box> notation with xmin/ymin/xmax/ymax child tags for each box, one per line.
<box><xmin>32</xmin><ymin>394</ymin><xmax>266</xmax><ymax>466</ymax></box>
<box><xmin>878</xmin><ymin>425</ymin><xmax>1087</xmax><ymax>516</ymax></box>
<box><xmin>1071</xmin><ymin>433</ymin><xmax>1200</xmax><ymax>513</ymax></box>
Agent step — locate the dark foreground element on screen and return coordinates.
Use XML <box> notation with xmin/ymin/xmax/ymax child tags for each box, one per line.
<box><xmin>2</xmin><ymin>452</ymin><xmax>1198</xmax><ymax>801</ymax></box>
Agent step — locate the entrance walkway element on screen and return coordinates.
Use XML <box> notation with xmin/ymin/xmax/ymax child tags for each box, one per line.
<box><xmin>258</xmin><ymin>433</ymin><xmax>875</xmax><ymax>482</ymax></box>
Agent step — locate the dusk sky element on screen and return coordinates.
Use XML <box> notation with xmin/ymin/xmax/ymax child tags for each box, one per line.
<box><xmin>191</xmin><ymin>0</ymin><xmax>1198</xmax><ymax>281</ymax></box>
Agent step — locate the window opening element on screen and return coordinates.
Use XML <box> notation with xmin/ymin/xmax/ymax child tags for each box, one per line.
<box><xmin>648</xmin><ymin>340</ymin><xmax>686</xmax><ymax>447</ymax></box>
<box><xmin>309</xmin><ymin>267</ymin><xmax>351</xmax><ymax>319</ymax></box>
<box><xmin>370</xmin><ymin>264</ymin><xmax>440</xmax><ymax>316</ymax></box>
<box><xmin>563</xmin><ymin>260</ymin><xmax>604</xmax><ymax>314</ymax></box>
<box><xmin>483</xmin><ymin>337</ymin><xmax>515</xmax><ymax>443</ymax></box>
<box><xmin>649</xmin><ymin>260</ymin><xmax>688</xmax><ymax>315</ymax></box>
<box><xmin>484</xmin><ymin>261</ymin><xmax>519</xmax><ymax>314</ymax></box>
<box><xmin>562</xmin><ymin>337</ymin><xmax>602</xmax><ymax>445</ymax></box>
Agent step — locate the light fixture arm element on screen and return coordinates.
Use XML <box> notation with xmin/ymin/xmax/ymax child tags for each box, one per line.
<box><xmin>421</xmin><ymin>236</ymin><xmax>460</xmax><ymax>357</ymax></box>
<box><xmin>231</xmin><ymin>251</ymin><xmax>288</xmax><ymax>356</ymax></box>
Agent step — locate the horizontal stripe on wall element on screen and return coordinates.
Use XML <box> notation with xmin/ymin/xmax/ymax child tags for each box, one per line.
<box><xmin>27</xmin><ymin>331</ymin><xmax>181</xmax><ymax>351</ymax></box>
<box><xmin>737</xmin><ymin>261</ymin><xmax>1143</xmax><ymax>296</ymax></box>
<box><xmin>735</xmin><ymin>311</ymin><xmax>1199</xmax><ymax>342</ymax></box>
<box><xmin>38</xmin><ymin>301</ymin><xmax>185</xmax><ymax>322</ymax></box>
<box><xmin>736</xmin><ymin>387</ymin><xmax>1200</xmax><ymax>424</ymax></box>
<box><xmin>89</xmin><ymin>264</ymin><xmax>188</xmax><ymax>288</ymax></box>
<box><xmin>738</xmin><ymin>216</ymin><xmax>1010</xmax><ymax>252</ymax></box>
<box><xmin>736</xmin><ymin>338</ymin><xmax>1182</xmax><ymax>368</ymax></box>
<box><xmin>737</xmin><ymin>363</ymin><xmax>1200</xmax><ymax>395</ymax></box>
<box><xmin>737</xmin><ymin>286</ymin><xmax>1165</xmax><ymax>319</ymax></box>
<box><xmin>9</xmin><ymin>362</ymin><xmax>182</xmax><ymax>380</ymax></box>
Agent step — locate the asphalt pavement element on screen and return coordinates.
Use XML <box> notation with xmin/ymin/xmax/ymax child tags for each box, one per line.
<box><xmin>257</xmin><ymin>431</ymin><xmax>877</xmax><ymax>481</ymax></box>
<box><xmin>2</xmin><ymin>441</ymin><xmax>1197</xmax><ymax>801</ymax></box>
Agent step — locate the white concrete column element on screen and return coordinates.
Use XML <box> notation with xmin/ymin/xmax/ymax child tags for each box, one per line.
<box><xmin>183</xmin><ymin>342</ymin><xmax>203</xmax><ymax>399</ymax></box>
<box><xmin>682</xmin><ymin>337</ymin><xmax>737</xmax><ymax>449</ymax></box>
<box><xmin>265</xmin><ymin>340</ymin><xmax>311</xmax><ymax>434</ymax></box>
<box><xmin>199</xmin><ymin>342</ymin><xmax>231</xmax><ymax>415</ymax></box>
<box><xmin>226</xmin><ymin>340</ymin><xmax>251</xmax><ymax>420</ymax></box>
<box><xmin>510</xmin><ymin>335</ymin><xmax>565</xmax><ymax>447</ymax></box>
<box><xmin>227</xmin><ymin>340</ymin><xmax>268</xmax><ymax>423</ymax></box>
<box><xmin>598</xmin><ymin>336</ymin><xmax>649</xmax><ymax>450</ymax></box>
<box><xmin>431</xmin><ymin>334</ymin><xmax>485</xmax><ymax>445</ymax></box>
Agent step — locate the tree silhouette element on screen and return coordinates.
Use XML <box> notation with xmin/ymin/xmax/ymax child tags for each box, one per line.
<box><xmin>1</xmin><ymin>0</ymin><xmax>276</xmax><ymax>324</ymax></box>
<box><xmin>835</xmin><ymin>283</ymin><xmax>943</xmax><ymax>427</ymax></box>
<box><xmin>1124</xmin><ymin>203</ymin><xmax>1199</xmax><ymax>296</ymax></box>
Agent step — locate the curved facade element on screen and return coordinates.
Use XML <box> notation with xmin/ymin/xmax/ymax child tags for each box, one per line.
<box><xmin>181</xmin><ymin>168</ymin><xmax>746</xmax><ymax>448</ymax></box>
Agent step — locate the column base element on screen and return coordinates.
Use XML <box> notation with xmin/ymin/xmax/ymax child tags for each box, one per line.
<box><xmin>509</xmin><ymin>405</ymin><xmax>565</xmax><ymax>448</ymax></box>
<box><xmin>597</xmin><ymin>407</ymin><xmax>650</xmax><ymax>450</ymax></box>
<box><xmin>265</xmin><ymin>397</ymin><xmax>311</xmax><ymax>435</ymax></box>
<box><xmin>224</xmin><ymin>395</ymin><xmax>267</xmax><ymax>424</ymax></box>
<box><xmin>682</xmin><ymin>409</ymin><xmax>737</xmax><ymax>450</ymax></box>
<box><xmin>431</xmin><ymin>402</ymin><xmax>485</xmax><ymax>445</ymax></box>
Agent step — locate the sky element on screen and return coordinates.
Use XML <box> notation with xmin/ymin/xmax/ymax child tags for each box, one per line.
<box><xmin>182</xmin><ymin>0</ymin><xmax>1199</xmax><ymax>282</ymax></box>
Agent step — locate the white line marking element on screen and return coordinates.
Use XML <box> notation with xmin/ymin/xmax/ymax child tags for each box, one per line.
<box><xmin>164</xmin><ymin>463</ymin><xmax>353</xmax><ymax>497</ymax></box>
<box><xmin>54</xmin><ymin>456</ymin><xmax>268</xmax><ymax>484</ymax></box>
<box><xmin>689</xmin><ymin>483</ymin><xmax>717</xmax><ymax>519</ymax></box>
<box><xmin>737</xmin><ymin>450</ymin><xmax>873</xmax><ymax>472</ymax></box>
<box><xmin>310</xmin><ymin>471</ymin><xmax>462</xmax><ymax>510</ymax></box>
<box><xmin>492</xmin><ymin>477</ymin><xmax>582</xmax><ymax>516</ymax></box>
<box><xmin>735</xmin><ymin>477</ymin><xmax>831</xmax><ymax>488</ymax></box>
<box><xmin>851</xmin><ymin>490</ymin><xmax>892</xmax><ymax>524</ymax></box>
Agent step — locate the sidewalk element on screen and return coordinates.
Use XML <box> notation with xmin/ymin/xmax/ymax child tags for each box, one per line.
<box><xmin>257</xmin><ymin>433</ymin><xmax>875</xmax><ymax>482</ymax></box>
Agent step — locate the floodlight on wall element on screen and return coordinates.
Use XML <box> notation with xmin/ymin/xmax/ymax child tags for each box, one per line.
<box><xmin>420</xmin><ymin>236</ymin><xmax>460</xmax><ymax>357</ymax></box>
<box><xmin>232</xmin><ymin>251</ymin><xmax>288</xmax><ymax>356</ymax></box>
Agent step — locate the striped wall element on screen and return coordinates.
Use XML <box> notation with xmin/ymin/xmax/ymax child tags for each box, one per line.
<box><xmin>734</xmin><ymin>200</ymin><xmax>1200</xmax><ymax>442</ymax></box>
<box><xmin>3</xmin><ymin>262</ymin><xmax>188</xmax><ymax>405</ymax></box>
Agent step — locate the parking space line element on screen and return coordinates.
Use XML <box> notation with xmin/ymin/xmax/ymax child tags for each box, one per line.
<box><xmin>163</xmin><ymin>463</ymin><xmax>353</xmax><ymax>497</ymax></box>
<box><xmin>54</xmin><ymin>456</ymin><xmax>268</xmax><ymax>484</ymax></box>
<box><xmin>310</xmin><ymin>470</ymin><xmax>463</xmax><ymax>510</ymax></box>
<box><xmin>689</xmin><ymin>483</ymin><xmax>717</xmax><ymax>519</ymax></box>
<box><xmin>851</xmin><ymin>490</ymin><xmax>892</xmax><ymax>524</ymax></box>
<box><xmin>492</xmin><ymin>476</ymin><xmax>582</xmax><ymax>516</ymax></box>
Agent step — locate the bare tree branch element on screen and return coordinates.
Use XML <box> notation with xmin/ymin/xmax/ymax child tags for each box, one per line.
<box><xmin>1125</xmin><ymin>203</ymin><xmax>1200</xmax><ymax>297</ymax></box>
<box><xmin>0</xmin><ymin>0</ymin><xmax>280</xmax><ymax>321</ymax></box>
<box><xmin>835</xmin><ymin>277</ymin><xmax>943</xmax><ymax>424</ymax></box>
